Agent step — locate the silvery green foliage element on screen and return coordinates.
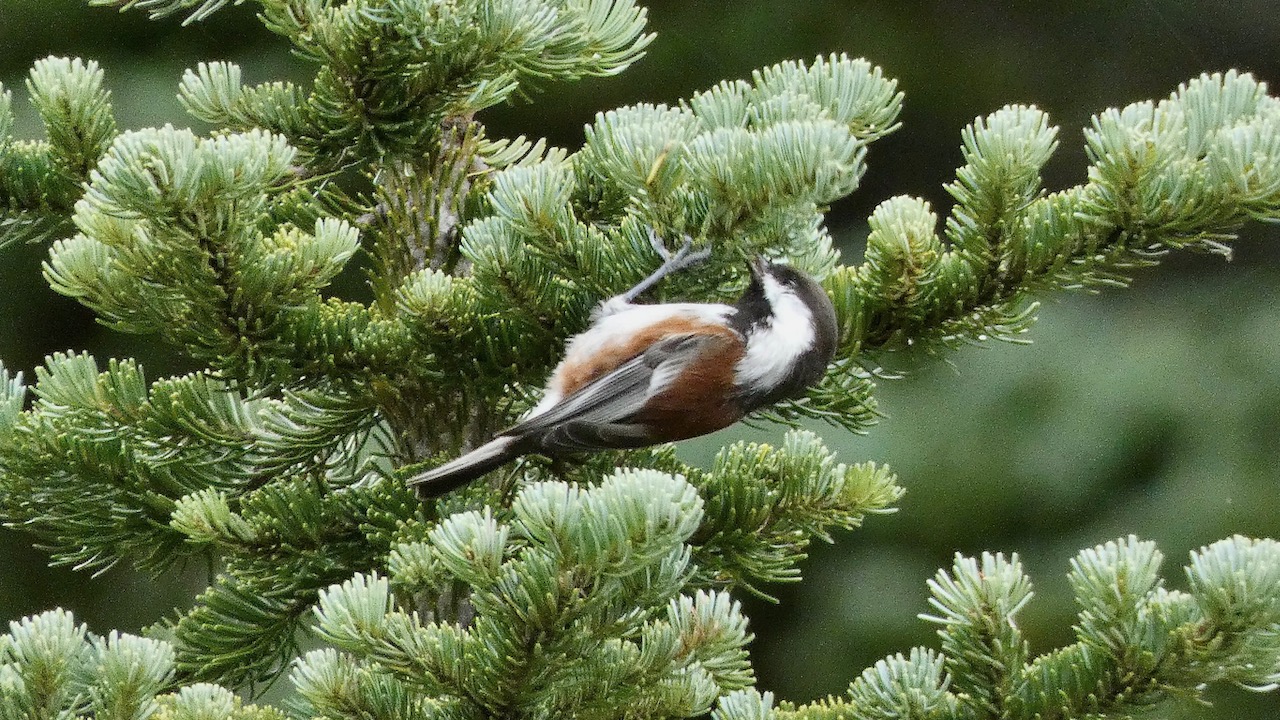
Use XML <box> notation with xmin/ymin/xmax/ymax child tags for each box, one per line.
<box><xmin>0</xmin><ymin>57</ymin><xmax>114</xmax><ymax>248</ymax></box>
<box><xmin>0</xmin><ymin>608</ymin><xmax>280</xmax><ymax>720</ymax></box>
<box><xmin>0</xmin><ymin>1</ymin><xmax>1278</xmax><ymax>718</ymax></box>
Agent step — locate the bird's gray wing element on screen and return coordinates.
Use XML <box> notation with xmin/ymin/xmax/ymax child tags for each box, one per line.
<box><xmin>506</xmin><ymin>333</ymin><xmax>721</xmax><ymax>453</ymax></box>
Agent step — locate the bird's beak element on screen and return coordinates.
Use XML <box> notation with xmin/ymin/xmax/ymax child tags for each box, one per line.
<box><xmin>748</xmin><ymin>256</ymin><xmax>767</xmax><ymax>282</ymax></box>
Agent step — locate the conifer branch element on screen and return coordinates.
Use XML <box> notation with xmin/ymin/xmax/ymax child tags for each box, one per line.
<box><xmin>305</xmin><ymin>470</ymin><xmax>757</xmax><ymax>718</ymax></box>
<box><xmin>715</xmin><ymin>536</ymin><xmax>1280</xmax><ymax>720</ymax></box>
<box><xmin>91</xmin><ymin>0</ymin><xmax>238</xmax><ymax>24</ymax></box>
<box><xmin>0</xmin><ymin>58</ymin><xmax>118</xmax><ymax>247</ymax></box>
<box><xmin>3</xmin><ymin>534</ymin><xmax>1275</xmax><ymax>718</ymax></box>
<box><xmin>824</xmin><ymin>72</ymin><xmax>1280</xmax><ymax>367</ymax></box>
<box><xmin>0</xmin><ymin>608</ymin><xmax>284</xmax><ymax>719</ymax></box>
<box><xmin>684</xmin><ymin>430</ymin><xmax>902</xmax><ymax>598</ymax></box>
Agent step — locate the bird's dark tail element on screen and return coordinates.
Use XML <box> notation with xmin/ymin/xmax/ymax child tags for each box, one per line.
<box><xmin>406</xmin><ymin>435</ymin><xmax>523</xmax><ymax>497</ymax></box>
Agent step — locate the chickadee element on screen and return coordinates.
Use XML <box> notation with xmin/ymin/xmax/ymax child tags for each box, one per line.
<box><xmin>407</xmin><ymin>241</ymin><xmax>838</xmax><ymax>496</ymax></box>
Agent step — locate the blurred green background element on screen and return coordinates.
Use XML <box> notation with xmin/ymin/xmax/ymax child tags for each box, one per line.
<box><xmin>1</xmin><ymin>1</ymin><xmax>1278</xmax><ymax>716</ymax></box>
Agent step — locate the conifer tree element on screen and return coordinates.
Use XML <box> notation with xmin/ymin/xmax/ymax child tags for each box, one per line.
<box><xmin>1</xmin><ymin>2</ymin><xmax>1278</xmax><ymax>718</ymax></box>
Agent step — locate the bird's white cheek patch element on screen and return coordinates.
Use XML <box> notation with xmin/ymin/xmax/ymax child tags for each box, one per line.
<box><xmin>735</xmin><ymin>283</ymin><xmax>815</xmax><ymax>391</ymax></box>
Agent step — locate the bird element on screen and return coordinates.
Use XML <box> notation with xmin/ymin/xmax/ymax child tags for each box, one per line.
<box><xmin>407</xmin><ymin>237</ymin><xmax>838</xmax><ymax>497</ymax></box>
